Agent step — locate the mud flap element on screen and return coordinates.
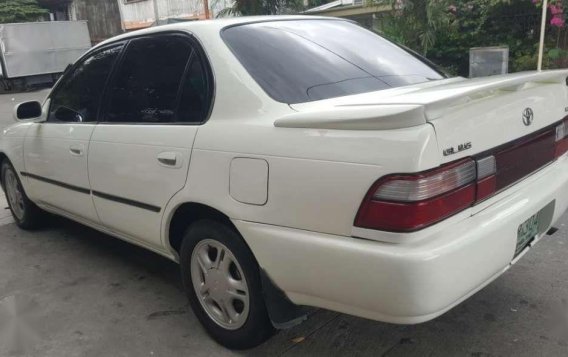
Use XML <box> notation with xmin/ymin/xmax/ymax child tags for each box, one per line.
<box><xmin>260</xmin><ymin>269</ymin><xmax>309</xmax><ymax>329</ymax></box>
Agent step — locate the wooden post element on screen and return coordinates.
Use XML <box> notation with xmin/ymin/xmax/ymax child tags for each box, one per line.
<box><xmin>204</xmin><ymin>0</ymin><xmax>210</xmax><ymax>19</ymax></box>
<box><xmin>152</xmin><ymin>0</ymin><xmax>160</xmax><ymax>24</ymax></box>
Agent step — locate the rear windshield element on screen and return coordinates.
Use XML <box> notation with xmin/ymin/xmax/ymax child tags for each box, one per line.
<box><xmin>222</xmin><ymin>19</ymin><xmax>446</xmax><ymax>104</ymax></box>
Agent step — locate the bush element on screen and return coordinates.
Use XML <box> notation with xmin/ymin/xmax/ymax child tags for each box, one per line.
<box><xmin>377</xmin><ymin>0</ymin><xmax>566</xmax><ymax>76</ymax></box>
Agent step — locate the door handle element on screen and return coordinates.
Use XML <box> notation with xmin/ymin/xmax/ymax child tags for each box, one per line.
<box><xmin>69</xmin><ymin>144</ymin><xmax>84</xmax><ymax>156</ymax></box>
<box><xmin>157</xmin><ymin>152</ymin><xmax>180</xmax><ymax>167</ymax></box>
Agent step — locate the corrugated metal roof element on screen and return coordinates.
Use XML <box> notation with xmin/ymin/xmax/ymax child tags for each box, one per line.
<box><xmin>304</xmin><ymin>0</ymin><xmax>353</xmax><ymax>13</ymax></box>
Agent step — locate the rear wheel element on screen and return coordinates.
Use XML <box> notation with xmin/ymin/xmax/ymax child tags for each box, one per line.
<box><xmin>1</xmin><ymin>161</ymin><xmax>46</xmax><ymax>229</ymax></box>
<box><xmin>180</xmin><ymin>220</ymin><xmax>274</xmax><ymax>349</ymax></box>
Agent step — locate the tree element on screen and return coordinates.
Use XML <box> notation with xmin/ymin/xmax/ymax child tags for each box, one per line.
<box><xmin>0</xmin><ymin>0</ymin><xmax>48</xmax><ymax>23</ymax></box>
<box><xmin>376</xmin><ymin>0</ymin><xmax>548</xmax><ymax>75</ymax></box>
<box><xmin>216</xmin><ymin>0</ymin><xmax>304</xmax><ymax>16</ymax></box>
<box><xmin>377</xmin><ymin>0</ymin><xmax>454</xmax><ymax>54</ymax></box>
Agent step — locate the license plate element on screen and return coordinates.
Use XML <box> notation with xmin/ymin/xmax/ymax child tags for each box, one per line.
<box><xmin>516</xmin><ymin>213</ymin><xmax>539</xmax><ymax>256</ymax></box>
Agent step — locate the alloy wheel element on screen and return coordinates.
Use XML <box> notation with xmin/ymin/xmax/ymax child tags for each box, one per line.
<box><xmin>190</xmin><ymin>239</ymin><xmax>250</xmax><ymax>330</ymax></box>
<box><xmin>4</xmin><ymin>168</ymin><xmax>24</xmax><ymax>220</ymax></box>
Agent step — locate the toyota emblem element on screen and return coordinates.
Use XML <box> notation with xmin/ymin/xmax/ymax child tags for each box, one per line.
<box><xmin>522</xmin><ymin>108</ymin><xmax>534</xmax><ymax>126</ymax></box>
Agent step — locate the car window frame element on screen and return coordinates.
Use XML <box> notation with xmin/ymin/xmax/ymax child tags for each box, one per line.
<box><xmin>98</xmin><ymin>31</ymin><xmax>215</xmax><ymax>126</ymax></box>
<box><xmin>46</xmin><ymin>42</ymin><xmax>127</xmax><ymax>124</ymax></box>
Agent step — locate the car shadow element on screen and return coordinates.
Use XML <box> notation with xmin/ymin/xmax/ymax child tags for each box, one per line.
<box><xmin>47</xmin><ymin>214</ymin><xmax>183</xmax><ymax>290</ymax></box>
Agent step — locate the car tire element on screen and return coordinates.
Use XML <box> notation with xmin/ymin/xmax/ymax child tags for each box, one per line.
<box><xmin>1</xmin><ymin>161</ymin><xmax>46</xmax><ymax>229</ymax></box>
<box><xmin>180</xmin><ymin>219</ymin><xmax>275</xmax><ymax>349</ymax></box>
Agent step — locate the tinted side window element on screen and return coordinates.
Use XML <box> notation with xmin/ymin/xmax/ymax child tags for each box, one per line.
<box><xmin>178</xmin><ymin>55</ymin><xmax>209</xmax><ymax>123</ymax></box>
<box><xmin>104</xmin><ymin>36</ymin><xmax>193</xmax><ymax>123</ymax></box>
<box><xmin>49</xmin><ymin>46</ymin><xmax>123</xmax><ymax>122</ymax></box>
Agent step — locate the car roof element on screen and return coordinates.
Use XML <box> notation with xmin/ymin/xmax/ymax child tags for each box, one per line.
<box><xmin>94</xmin><ymin>15</ymin><xmax>336</xmax><ymax>49</ymax></box>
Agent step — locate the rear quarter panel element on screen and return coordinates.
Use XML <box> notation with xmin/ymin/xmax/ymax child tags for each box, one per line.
<box><xmin>161</xmin><ymin>25</ymin><xmax>441</xmax><ymax>249</ymax></box>
<box><xmin>163</xmin><ymin>119</ymin><xmax>440</xmax><ymax>241</ymax></box>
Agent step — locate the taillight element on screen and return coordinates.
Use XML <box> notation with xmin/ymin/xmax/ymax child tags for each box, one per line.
<box><xmin>356</xmin><ymin>118</ymin><xmax>567</xmax><ymax>233</ymax></box>
<box><xmin>475</xmin><ymin>156</ymin><xmax>497</xmax><ymax>201</ymax></box>
<box><xmin>355</xmin><ymin>159</ymin><xmax>477</xmax><ymax>232</ymax></box>
<box><xmin>556</xmin><ymin>118</ymin><xmax>568</xmax><ymax>158</ymax></box>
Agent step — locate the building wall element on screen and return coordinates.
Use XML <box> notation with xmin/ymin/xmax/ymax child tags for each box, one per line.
<box><xmin>118</xmin><ymin>0</ymin><xmax>233</xmax><ymax>30</ymax></box>
<box><xmin>118</xmin><ymin>0</ymin><xmax>158</xmax><ymax>30</ymax></box>
<box><xmin>69</xmin><ymin>0</ymin><xmax>123</xmax><ymax>43</ymax></box>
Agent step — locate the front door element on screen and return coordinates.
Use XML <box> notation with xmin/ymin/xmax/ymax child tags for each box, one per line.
<box><xmin>88</xmin><ymin>34</ymin><xmax>213</xmax><ymax>248</ymax></box>
<box><xmin>24</xmin><ymin>45</ymin><xmax>124</xmax><ymax>222</ymax></box>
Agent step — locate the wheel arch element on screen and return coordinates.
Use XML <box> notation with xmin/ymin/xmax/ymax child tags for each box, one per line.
<box><xmin>166</xmin><ymin>201</ymin><xmax>308</xmax><ymax>329</ymax></box>
<box><xmin>0</xmin><ymin>152</ymin><xmax>8</xmax><ymax>190</ymax></box>
<box><xmin>0</xmin><ymin>151</ymin><xmax>7</xmax><ymax>167</ymax></box>
<box><xmin>167</xmin><ymin>202</ymin><xmax>238</xmax><ymax>255</ymax></box>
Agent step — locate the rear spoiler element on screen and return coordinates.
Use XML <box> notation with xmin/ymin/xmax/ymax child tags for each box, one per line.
<box><xmin>422</xmin><ymin>70</ymin><xmax>568</xmax><ymax>120</ymax></box>
<box><xmin>274</xmin><ymin>104</ymin><xmax>426</xmax><ymax>130</ymax></box>
<box><xmin>274</xmin><ymin>70</ymin><xmax>568</xmax><ymax>130</ymax></box>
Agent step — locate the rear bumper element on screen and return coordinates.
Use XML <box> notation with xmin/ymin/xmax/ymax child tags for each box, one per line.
<box><xmin>234</xmin><ymin>154</ymin><xmax>568</xmax><ymax>324</ymax></box>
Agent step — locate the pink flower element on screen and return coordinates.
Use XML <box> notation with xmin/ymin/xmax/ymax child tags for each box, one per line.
<box><xmin>549</xmin><ymin>4</ymin><xmax>563</xmax><ymax>15</ymax></box>
<box><xmin>551</xmin><ymin>15</ymin><xmax>565</xmax><ymax>27</ymax></box>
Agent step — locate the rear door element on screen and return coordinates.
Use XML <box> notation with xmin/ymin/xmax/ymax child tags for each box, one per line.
<box><xmin>88</xmin><ymin>33</ymin><xmax>212</xmax><ymax>248</ymax></box>
<box><xmin>24</xmin><ymin>44</ymin><xmax>123</xmax><ymax>222</ymax></box>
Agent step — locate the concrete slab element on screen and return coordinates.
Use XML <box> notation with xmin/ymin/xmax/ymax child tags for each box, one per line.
<box><xmin>0</xmin><ymin>191</ymin><xmax>14</xmax><ymax>226</ymax></box>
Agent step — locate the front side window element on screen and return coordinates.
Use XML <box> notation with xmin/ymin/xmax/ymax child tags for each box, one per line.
<box><xmin>104</xmin><ymin>35</ymin><xmax>196</xmax><ymax>123</ymax></box>
<box><xmin>222</xmin><ymin>20</ymin><xmax>446</xmax><ymax>104</ymax></box>
<box><xmin>49</xmin><ymin>45</ymin><xmax>123</xmax><ymax>123</ymax></box>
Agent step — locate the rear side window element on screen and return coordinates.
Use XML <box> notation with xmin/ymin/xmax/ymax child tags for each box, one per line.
<box><xmin>178</xmin><ymin>55</ymin><xmax>210</xmax><ymax>123</ymax></box>
<box><xmin>104</xmin><ymin>35</ymin><xmax>205</xmax><ymax>124</ymax></box>
<box><xmin>222</xmin><ymin>20</ymin><xmax>445</xmax><ymax>104</ymax></box>
<box><xmin>49</xmin><ymin>45</ymin><xmax>122</xmax><ymax>123</ymax></box>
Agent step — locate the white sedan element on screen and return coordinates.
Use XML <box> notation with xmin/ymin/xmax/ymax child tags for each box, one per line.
<box><xmin>2</xmin><ymin>16</ymin><xmax>568</xmax><ymax>349</ymax></box>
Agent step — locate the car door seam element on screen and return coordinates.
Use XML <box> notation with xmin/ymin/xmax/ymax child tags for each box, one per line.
<box><xmin>159</xmin><ymin>126</ymin><xmax>201</xmax><ymax>248</ymax></box>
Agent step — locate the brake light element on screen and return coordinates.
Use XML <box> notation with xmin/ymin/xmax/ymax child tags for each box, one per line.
<box><xmin>355</xmin><ymin>159</ymin><xmax>477</xmax><ymax>232</ymax></box>
<box><xmin>356</xmin><ymin>118</ymin><xmax>566</xmax><ymax>233</ymax></box>
<box><xmin>556</xmin><ymin>118</ymin><xmax>568</xmax><ymax>158</ymax></box>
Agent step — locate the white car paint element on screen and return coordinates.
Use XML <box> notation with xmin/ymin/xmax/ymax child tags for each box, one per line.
<box><xmin>88</xmin><ymin>124</ymin><xmax>198</xmax><ymax>249</ymax></box>
<box><xmin>24</xmin><ymin>122</ymin><xmax>98</xmax><ymax>221</ymax></box>
<box><xmin>1</xmin><ymin>16</ymin><xmax>568</xmax><ymax>326</ymax></box>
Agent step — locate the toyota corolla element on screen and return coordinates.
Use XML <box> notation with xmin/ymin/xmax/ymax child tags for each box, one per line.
<box><xmin>1</xmin><ymin>16</ymin><xmax>568</xmax><ymax>349</ymax></box>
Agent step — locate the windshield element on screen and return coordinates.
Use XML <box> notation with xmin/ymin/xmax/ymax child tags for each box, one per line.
<box><xmin>222</xmin><ymin>19</ymin><xmax>446</xmax><ymax>104</ymax></box>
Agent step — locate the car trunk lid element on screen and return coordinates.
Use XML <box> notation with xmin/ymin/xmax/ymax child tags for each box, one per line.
<box><xmin>422</xmin><ymin>71</ymin><xmax>567</xmax><ymax>163</ymax></box>
<box><xmin>284</xmin><ymin>70</ymin><xmax>568</xmax><ymax>159</ymax></box>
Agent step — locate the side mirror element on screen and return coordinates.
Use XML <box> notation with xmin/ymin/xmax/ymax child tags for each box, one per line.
<box><xmin>54</xmin><ymin>106</ymin><xmax>84</xmax><ymax>123</ymax></box>
<box><xmin>14</xmin><ymin>101</ymin><xmax>42</xmax><ymax>120</ymax></box>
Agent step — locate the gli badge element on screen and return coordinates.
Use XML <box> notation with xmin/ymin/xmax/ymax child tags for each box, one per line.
<box><xmin>522</xmin><ymin>108</ymin><xmax>534</xmax><ymax>126</ymax></box>
<box><xmin>443</xmin><ymin>142</ymin><xmax>472</xmax><ymax>156</ymax></box>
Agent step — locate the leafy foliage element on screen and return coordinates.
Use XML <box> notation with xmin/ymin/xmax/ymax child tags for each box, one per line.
<box><xmin>0</xmin><ymin>0</ymin><xmax>48</xmax><ymax>23</ymax></box>
<box><xmin>377</xmin><ymin>0</ymin><xmax>454</xmax><ymax>54</ymax></box>
<box><xmin>377</xmin><ymin>0</ymin><xmax>568</xmax><ymax>76</ymax></box>
<box><xmin>428</xmin><ymin>0</ymin><xmax>539</xmax><ymax>75</ymax></box>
